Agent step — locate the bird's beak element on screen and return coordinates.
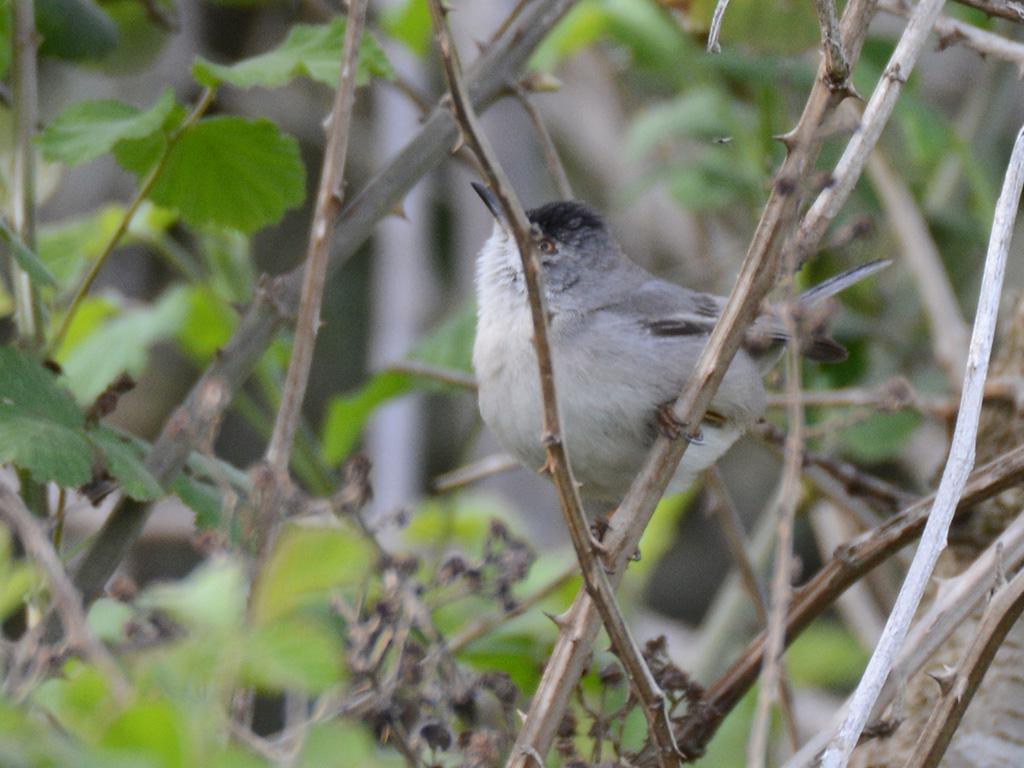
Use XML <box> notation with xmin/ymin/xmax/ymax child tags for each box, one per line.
<box><xmin>471</xmin><ymin>182</ymin><xmax>510</xmax><ymax>233</ymax></box>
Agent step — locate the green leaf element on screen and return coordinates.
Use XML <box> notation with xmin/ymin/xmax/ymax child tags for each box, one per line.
<box><xmin>36</xmin><ymin>0</ymin><xmax>119</xmax><ymax>61</ymax></box>
<box><xmin>39</xmin><ymin>89</ymin><xmax>177</xmax><ymax>166</ymax></box>
<box><xmin>0</xmin><ymin>405</ymin><xmax>94</xmax><ymax>487</ymax></box>
<box><xmin>688</xmin><ymin>0</ymin><xmax>820</xmax><ymax>53</ymax></box>
<box><xmin>251</xmin><ymin>526</ymin><xmax>373</xmax><ymax>624</ymax></box>
<box><xmin>33</xmin><ymin>661</ymin><xmax>116</xmax><ymax>746</ymax></box>
<box><xmin>111</xmin><ymin>101</ymin><xmax>186</xmax><ymax>177</ymax></box>
<box><xmin>296</xmin><ymin>724</ymin><xmax>382</xmax><ymax>768</ymax></box>
<box><xmin>0</xmin><ymin>346</ymin><xmax>83</xmax><ymax>428</ymax></box>
<box><xmin>0</xmin><ymin>218</ymin><xmax>59</xmax><ymax>287</ymax></box>
<box><xmin>321</xmin><ymin>370</ymin><xmax>414</xmax><ymax>465</ymax></box>
<box><xmin>101</xmin><ymin>701</ymin><xmax>184</xmax><ymax>768</ymax></box>
<box><xmin>192</xmin><ymin>18</ymin><xmax>393</xmax><ymax>89</ymax></box>
<box><xmin>788</xmin><ymin>621</ymin><xmax>869</xmax><ymax>689</ymax></box>
<box><xmin>58</xmin><ymin>287</ymin><xmax>191</xmax><ymax>403</ymax></box>
<box><xmin>839</xmin><ymin>409</ymin><xmax>921</xmax><ymax>464</ymax></box>
<box><xmin>139</xmin><ymin>560</ymin><xmax>246</xmax><ymax>633</ymax></box>
<box><xmin>665</xmin><ymin>156</ymin><xmax>751</xmax><ymax>211</ymax></box>
<box><xmin>321</xmin><ymin>302</ymin><xmax>477</xmax><ymax>466</ymax></box>
<box><xmin>86</xmin><ymin>598</ymin><xmax>136</xmax><ymax>644</ymax></box>
<box><xmin>408</xmin><ymin>299</ymin><xmax>476</xmax><ymax>372</ymax></box>
<box><xmin>0</xmin><ymin>347</ymin><xmax>93</xmax><ymax>485</ymax></box>
<box><xmin>172</xmin><ymin>473</ymin><xmax>224</xmax><ymax>529</ymax></box>
<box><xmin>0</xmin><ymin>529</ymin><xmax>42</xmax><ymax>622</ymax></box>
<box><xmin>0</xmin><ymin>10</ymin><xmax>10</xmax><ymax>81</ymax></box>
<box><xmin>380</xmin><ymin>0</ymin><xmax>432</xmax><ymax>57</ymax></box>
<box><xmin>242</xmin><ymin>617</ymin><xmax>344</xmax><ymax>693</ymax></box>
<box><xmin>176</xmin><ymin>287</ymin><xmax>238</xmax><ymax>364</ymax></box>
<box><xmin>88</xmin><ymin>426</ymin><xmax>163</xmax><ymax>500</ymax></box>
<box><xmin>143</xmin><ymin>117</ymin><xmax>306</xmax><ymax>233</ymax></box>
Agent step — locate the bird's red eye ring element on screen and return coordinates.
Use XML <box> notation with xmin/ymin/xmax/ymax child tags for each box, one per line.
<box><xmin>537</xmin><ymin>238</ymin><xmax>557</xmax><ymax>254</ymax></box>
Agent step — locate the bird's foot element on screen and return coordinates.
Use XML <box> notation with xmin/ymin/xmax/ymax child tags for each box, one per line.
<box><xmin>656</xmin><ymin>402</ymin><xmax>705</xmax><ymax>445</ymax></box>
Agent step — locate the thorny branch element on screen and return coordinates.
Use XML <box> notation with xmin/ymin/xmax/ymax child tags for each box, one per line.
<box><xmin>425</xmin><ymin>2</ymin><xmax>682</xmax><ymax>764</ymax></box>
<box><xmin>264</xmin><ymin>0</ymin><xmax>367</xmax><ymax>476</ymax></box>
<box><xmin>902</xmin><ymin>559</ymin><xmax>1024</xmax><ymax>768</ymax></box>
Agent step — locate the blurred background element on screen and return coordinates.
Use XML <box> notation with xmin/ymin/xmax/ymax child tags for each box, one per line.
<box><xmin>23</xmin><ymin>0</ymin><xmax>1024</xmax><ymax>747</ymax></box>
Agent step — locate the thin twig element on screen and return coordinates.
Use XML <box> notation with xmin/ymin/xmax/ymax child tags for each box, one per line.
<box><xmin>264</xmin><ymin>1</ymin><xmax>367</xmax><ymax>475</ymax></box>
<box><xmin>0</xmin><ymin>484</ymin><xmax>130</xmax><ymax>700</ymax></box>
<box><xmin>707</xmin><ymin>0</ymin><xmax>732</xmax><ymax>53</ymax></box>
<box><xmin>705</xmin><ymin>468</ymin><xmax>768</xmax><ymax>625</ymax></box>
<box><xmin>10</xmin><ymin>0</ymin><xmax>42</xmax><ymax>348</ymax></box>
<box><xmin>814</xmin><ymin>0</ymin><xmax>852</xmax><ymax>90</ymax></box>
<box><xmin>432</xmin><ymin>452</ymin><xmax>520</xmax><ymax>492</ymax></box>
<box><xmin>748</xmin><ymin>321</ymin><xmax>805</xmax><ymax>766</ymax></box>
<box><xmin>447</xmin><ymin>566</ymin><xmax>578</xmax><ymax>653</ymax></box>
<box><xmin>867</xmin><ymin>152</ymin><xmax>969</xmax><ymax>387</ymax></box>
<box><xmin>385</xmin><ymin>360</ymin><xmax>477</xmax><ymax>390</ymax></box>
<box><xmin>764</xmin><ymin>377</ymin><xmax>953</xmax><ymax>419</ymax></box>
<box><xmin>820</xmin><ymin>125</ymin><xmax>1024</xmax><ymax>768</ymax></box>
<box><xmin>880</xmin><ymin>0</ymin><xmax>1024</xmax><ymax>70</ymax></box>
<box><xmin>426</xmin><ymin>3</ymin><xmax>682</xmax><ymax>764</ymax></box>
<box><xmin>794</xmin><ymin>0</ymin><xmax>950</xmax><ymax>261</ymax></box>
<box><xmin>950</xmin><ymin>0</ymin><xmax>1024</xmax><ymax>21</ymax></box>
<box><xmin>512</xmin><ymin>82</ymin><xmax>573</xmax><ymax>200</ymax></box>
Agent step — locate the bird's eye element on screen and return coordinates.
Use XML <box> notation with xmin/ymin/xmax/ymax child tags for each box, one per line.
<box><xmin>537</xmin><ymin>238</ymin><xmax>557</xmax><ymax>254</ymax></box>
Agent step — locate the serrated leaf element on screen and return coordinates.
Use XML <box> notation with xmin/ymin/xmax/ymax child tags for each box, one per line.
<box><xmin>192</xmin><ymin>17</ymin><xmax>393</xmax><ymax>89</ymax></box>
<box><xmin>143</xmin><ymin>117</ymin><xmax>305</xmax><ymax>233</ymax></box>
<box><xmin>111</xmin><ymin>101</ymin><xmax>186</xmax><ymax>177</ymax></box>
<box><xmin>58</xmin><ymin>287</ymin><xmax>191</xmax><ymax>403</ymax></box>
<box><xmin>88</xmin><ymin>425</ymin><xmax>163</xmax><ymax>500</ymax></box>
<box><xmin>0</xmin><ymin>404</ymin><xmax>93</xmax><ymax>486</ymax></box>
<box><xmin>251</xmin><ymin>526</ymin><xmax>373</xmax><ymax>624</ymax></box>
<box><xmin>39</xmin><ymin>89</ymin><xmax>177</xmax><ymax>166</ymax></box>
<box><xmin>0</xmin><ymin>346</ymin><xmax>83</xmax><ymax>428</ymax></box>
<box><xmin>0</xmin><ymin>218</ymin><xmax>58</xmax><ymax>287</ymax></box>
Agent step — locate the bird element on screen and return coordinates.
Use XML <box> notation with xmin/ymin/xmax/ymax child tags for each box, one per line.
<box><xmin>471</xmin><ymin>183</ymin><xmax>886</xmax><ymax>503</ymax></box>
